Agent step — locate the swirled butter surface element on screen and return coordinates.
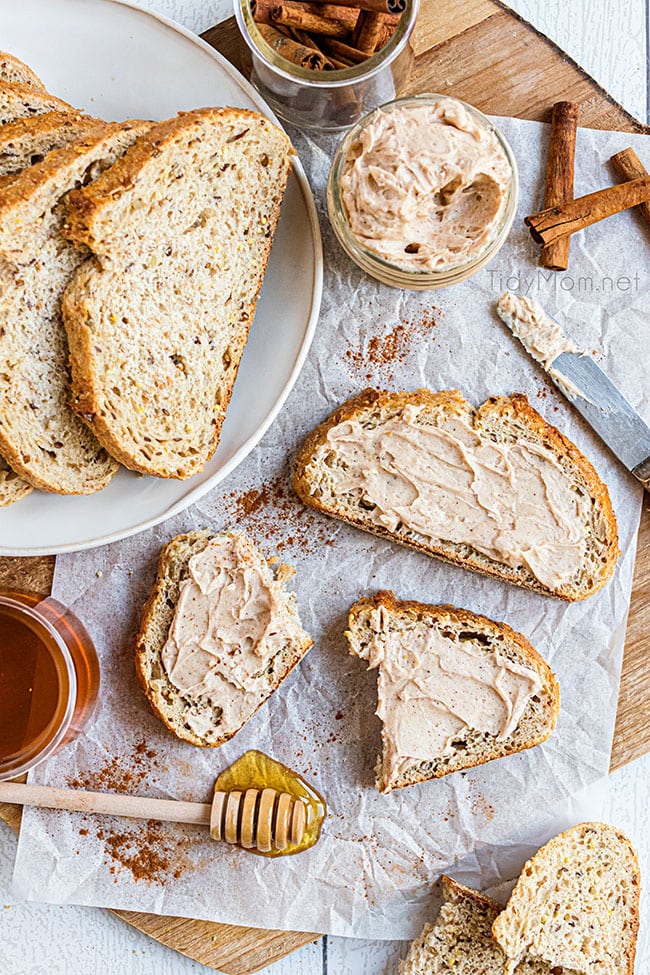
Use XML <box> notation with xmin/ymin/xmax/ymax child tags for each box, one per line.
<box><xmin>339</xmin><ymin>98</ymin><xmax>512</xmax><ymax>270</ymax></box>
<box><xmin>367</xmin><ymin>604</ymin><xmax>542</xmax><ymax>782</ymax></box>
<box><xmin>313</xmin><ymin>403</ymin><xmax>590</xmax><ymax>591</ymax></box>
<box><xmin>161</xmin><ymin>534</ymin><xmax>305</xmax><ymax>737</ymax></box>
<box><xmin>497</xmin><ymin>292</ymin><xmax>579</xmax><ymax>367</ymax></box>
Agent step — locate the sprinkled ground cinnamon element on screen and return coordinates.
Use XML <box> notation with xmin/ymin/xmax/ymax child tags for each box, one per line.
<box><xmin>70</xmin><ymin>739</ymin><xmax>159</xmax><ymax>794</ymax></box>
<box><xmin>69</xmin><ymin>741</ymin><xmax>193</xmax><ymax>884</ymax></box>
<box><xmin>228</xmin><ymin>473</ymin><xmax>334</xmax><ymax>554</ymax></box>
<box><xmin>102</xmin><ymin>820</ymin><xmax>187</xmax><ymax>883</ymax></box>
<box><xmin>345</xmin><ymin>310</ymin><xmax>440</xmax><ymax>381</ymax></box>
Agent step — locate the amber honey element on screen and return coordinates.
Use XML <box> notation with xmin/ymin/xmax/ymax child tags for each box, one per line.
<box><xmin>215</xmin><ymin>750</ymin><xmax>326</xmax><ymax>857</ymax></box>
<box><xmin>0</xmin><ymin>592</ymin><xmax>100</xmax><ymax>781</ymax></box>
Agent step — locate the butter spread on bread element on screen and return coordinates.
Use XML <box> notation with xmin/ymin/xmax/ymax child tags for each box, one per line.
<box><xmin>363</xmin><ymin>599</ymin><xmax>543</xmax><ymax>786</ymax></box>
<box><xmin>294</xmin><ymin>389</ymin><xmax>619</xmax><ymax>600</ymax></box>
<box><xmin>136</xmin><ymin>530</ymin><xmax>313</xmax><ymax>747</ymax></box>
<box><xmin>346</xmin><ymin>591</ymin><xmax>559</xmax><ymax>793</ymax></box>
<box><xmin>161</xmin><ymin>534</ymin><xmax>310</xmax><ymax>739</ymax></box>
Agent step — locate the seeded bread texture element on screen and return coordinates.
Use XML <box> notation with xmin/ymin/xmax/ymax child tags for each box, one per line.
<box><xmin>0</xmin><ymin>51</ymin><xmax>46</xmax><ymax>91</ymax></box>
<box><xmin>0</xmin><ymin>80</ymin><xmax>72</xmax><ymax>124</ymax></box>
<box><xmin>0</xmin><ymin>111</ymin><xmax>106</xmax><ymax>504</ymax></box>
<box><xmin>400</xmin><ymin>875</ymin><xmax>563</xmax><ymax>975</ymax></box>
<box><xmin>61</xmin><ymin>107</ymin><xmax>293</xmax><ymax>479</ymax></box>
<box><xmin>0</xmin><ymin>112</ymin><xmax>99</xmax><ymax>185</ymax></box>
<box><xmin>0</xmin><ymin>120</ymin><xmax>150</xmax><ymax>493</ymax></box>
<box><xmin>135</xmin><ymin>530</ymin><xmax>313</xmax><ymax>747</ymax></box>
<box><xmin>346</xmin><ymin>591</ymin><xmax>559</xmax><ymax>792</ymax></box>
<box><xmin>492</xmin><ymin>822</ymin><xmax>640</xmax><ymax>975</ymax></box>
<box><xmin>294</xmin><ymin>389</ymin><xmax>619</xmax><ymax>601</ymax></box>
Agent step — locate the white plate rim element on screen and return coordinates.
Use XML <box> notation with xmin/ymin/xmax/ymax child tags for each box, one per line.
<box><xmin>0</xmin><ymin>0</ymin><xmax>323</xmax><ymax>558</ymax></box>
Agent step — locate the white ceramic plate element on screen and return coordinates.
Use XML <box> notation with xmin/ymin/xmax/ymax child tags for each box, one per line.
<box><xmin>0</xmin><ymin>0</ymin><xmax>322</xmax><ymax>556</ymax></box>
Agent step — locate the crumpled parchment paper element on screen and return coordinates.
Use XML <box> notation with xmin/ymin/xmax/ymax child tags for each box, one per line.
<box><xmin>12</xmin><ymin>115</ymin><xmax>648</xmax><ymax>939</ymax></box>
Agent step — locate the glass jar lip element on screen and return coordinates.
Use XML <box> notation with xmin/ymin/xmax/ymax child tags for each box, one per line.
<box><xmin>327</xmin><ymin>93</ymin><xmax>520</xmax><ymax>289</ymax></box>
<box><xmin>0</xmin><ymin>592</ymin><xmax>77</xmax><ymax>781</ymax></box>
<box><xmin>235</xmin><ymin>0</ymin><xmax>420</xmax><ymax>89</ymax></box>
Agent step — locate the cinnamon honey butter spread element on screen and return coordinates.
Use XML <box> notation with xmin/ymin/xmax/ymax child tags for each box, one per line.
<box><xmin>161</xmin><ymin>534</ymin><xmax>304</xmax><ymax>737</ymax></box>
<box><xmin>366</xmin><ymin>604</ymin><xmax>542</xmax><ymax>780</ymax></box>
<box><xmin>339</xmin><ymin>98</ymin><xmax>512</xmax><ymax>270</ymax></box>
<box><xmin>313</xmin><ymin>405</ymin><xmax>591</xmax><ymax>590</ymax></box>
<box><xmin>497</xmin><ymin>292</ymin><xmax>579</xmax><ymax>368</ymax></box>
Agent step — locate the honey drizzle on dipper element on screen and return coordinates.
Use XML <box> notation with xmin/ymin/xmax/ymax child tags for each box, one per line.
<box><xmin>213</xmin><ymin>750</ymin><xmax>326</xmax><ymax>857</ymax></box>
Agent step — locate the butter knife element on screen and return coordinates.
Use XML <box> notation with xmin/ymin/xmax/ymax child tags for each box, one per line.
<box><xmin>496</xmin><ymin>292</ymin><xmax>650</xmax><ymax>490</ymax></box>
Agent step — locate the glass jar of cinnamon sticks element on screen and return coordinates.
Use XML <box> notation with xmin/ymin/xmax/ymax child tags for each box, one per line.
<box><xmin>235</xmin><ymin>0</ymin><xmax>419</xmax><ymax>131</ymax></box>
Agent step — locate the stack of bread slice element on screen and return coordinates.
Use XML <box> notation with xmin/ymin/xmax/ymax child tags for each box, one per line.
<box><xmin>401</xmin><ymin>823</ymin><xmax>640</xmax><ymax>975</ymax></box>
<box><xmin>0</xmin><ymin>49</ymin><xmax>293</xmax><ymax>505</ymax></box>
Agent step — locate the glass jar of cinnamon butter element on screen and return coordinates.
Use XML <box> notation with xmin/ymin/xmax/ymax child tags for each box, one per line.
<box><xmin>0</xmin><ymin>592</ymin><xmax>99</xmax><ymax>781</ymax></box>
<box><xmin>327</xmin><ymin>94</ymin><xmax>519</xmax><ymax>289</ymax></box>
<box><xmin>235</xmin><ymin>0</ymin><xmax>419</xmax><ymax>131</ymax></box>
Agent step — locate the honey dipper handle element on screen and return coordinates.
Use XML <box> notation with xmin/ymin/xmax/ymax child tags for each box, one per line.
<box><xmin>0</xmin><ymin>781</ymin><xmax>212</xmax><ymax>827</ymax></box>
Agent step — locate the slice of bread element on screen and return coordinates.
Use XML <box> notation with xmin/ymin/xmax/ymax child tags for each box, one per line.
<box><xmin>294</xmin><ymin>389</ymin><xmax>619</xmax><ymax>601</ymax></box>
<box><xmin>346</xmin><ymin>591</ymin><xmax>559</xmax><ymax>792</ymax></box>
<box><xmin>0</xmin><ymin>111</ymin><xmax>99</xmax><ymax>183</ymax></box>
<box><xmin>0</xmin><ymin>51</ymin><xmax>46</xmax><ymax>91</ymax></box>
<box><xmin>0</xmin><ymin>111</ymin><xmax>103</xmax><ymax>504</ymax></box>
<box><xmin>400</xmin><ymin>875</ymin><xmax>559</xmax><ymax>975</ymax></box>
<box><xmin>0</xmin><ymin>120</ymin><xmax>150</xmax><ymax>493</ymax></box>
<box><xmin>61</xmin><ymin>107</ymin><xmax>293</xmax><ymax>479</ymax></box>
<box><xmin>135</xmin><ymin>530</ymin><xmax>313</xmax><ymax>747</ymax></box>
<box><xmin>492</xmin><ymin>822</ymin><xmax>641</xmax><ymax>975</ymax></box>
<box><xmin>0</xmin><ymin>457</ymin><xmax>32</xmax><ymax>506</ymax></box>
<box><xmin>0</xmin><ymin>80</ymin><xmax>72</xmax><ymax>124</ymax></box>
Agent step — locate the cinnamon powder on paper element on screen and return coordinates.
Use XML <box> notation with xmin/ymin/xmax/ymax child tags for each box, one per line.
<box><xmin>229</xmin><ymin>474</ymin><xmax>334</xmax><ymax>554</ymax></box>
<box><xmin>71</xmin><ymin>741</ymin><xmax>193</xmax><ymax>884</ymax></box>
<box><xmin>345</xmin><ymin>309</ymin><xmax>440</xmax><ymax>381</ymax></box>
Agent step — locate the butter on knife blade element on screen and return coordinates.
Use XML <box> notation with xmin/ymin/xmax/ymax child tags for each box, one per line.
<box><xmin>496</xmin><ymin>292</ymin><xmax>650</xmax><ymax>491</ymax></box>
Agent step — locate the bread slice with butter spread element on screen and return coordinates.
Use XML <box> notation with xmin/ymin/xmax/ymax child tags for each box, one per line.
<box><xmin>62</xmin><ymin>107</ymin><xmax>293</xmax><ymax>479</ymax></box>
<box><xmin>135</xmin><ymin>530</ymin><xmax>313</xmax><ymax>747</ymax></box>
<box><xmin>294</xmin><ymin>388</ymin><xmax>619</xmax><ymax>601</ymax></box>
<box><xmin>346</xmin><ymin>591</ymin><xmax>559</xmax><ymax>793</ymax></box>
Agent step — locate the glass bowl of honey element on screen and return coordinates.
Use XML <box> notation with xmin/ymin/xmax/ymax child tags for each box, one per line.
<box><xmin>0</xmin><ymin>592</ymin><xmax>99</xmax><ymax>781</ymax></box>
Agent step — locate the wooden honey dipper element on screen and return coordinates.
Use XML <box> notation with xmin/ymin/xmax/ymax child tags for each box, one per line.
<box><xmin>0</xmin><ymin>780</ymin><xmax>308</xmax><ymax>854</ymax></box>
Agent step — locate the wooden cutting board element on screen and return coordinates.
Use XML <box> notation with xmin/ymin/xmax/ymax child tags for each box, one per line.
<box><xmin>1</xmin><ymin>2</ymin><xmax>649</xmax><ymax>972</ymax></box>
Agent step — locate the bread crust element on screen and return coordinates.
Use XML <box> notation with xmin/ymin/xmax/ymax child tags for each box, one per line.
<box><xmin>0</xmin><ymin>51</ymin><xmax>46</xmax><ymax>91</ymax></box>
<box><xmin>294</xmin><ymin>388</ymin><xmax>620</xmax><ymax>601</ymax></box>
<box><xmin>61</xmin><ymin>108</ymin><xmax>292</xmax><ymax>479</ymax></box>
<box><xmin>347</xmin><ymin>590</ymin><xmax>560</xmax><ymax>792</ymax></box>
<box><xmin>135</xmin><ymin>530</ymin><xmax>313</xmax><ymax>747</ymax></box>
<box><xmin>492</xmin><ymin>822</ymin><xmax>641</xmax><ymax>975</ymax></box>
<box><xmin>0</xmin><ymin>120</ymin><xmax>150</xmax><ymax>494</ymax></box>
<box><xmin>0</xmin><ymin>79</ymin><xmax>73</xmax><ymax>124</ymax></box>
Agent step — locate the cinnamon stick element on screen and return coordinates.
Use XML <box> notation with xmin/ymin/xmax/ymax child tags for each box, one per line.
<box><xmin>251</xmin><ymin>0</ymin><xmax>277</xmax><ymax>24</ymax></box>
<box><xmin>272</xmin><ymin>1</ymin><xmax>354</xmax><ymax>36</ymax></box>
<box><xmin>610</xmin><ymin>147</ymin><xmax>650</xmax><ymax>228</ymax></box>
<box><xmin>540</xmin><ymin>101</ymin><xmax>579</xmax><ymax>270</ymax></box>
<box><xmin>353</xmin><ymin>10</ymin><xmax>385</xmax><ymax>52</ymax></box>
<box><xmin>525</xmin><ymin>177</ymin><xmax>650</xmax><ymax>246</ymax></box>
<box><xmin>257</xmin><ymin>23</ymin><xmax>334</xmax><ymax>68</ymax></box>
<box><xmin>320</xmin><ymin>37</ymin><xmax>368</xmax><ymax>63</ymax></box>
<box><xmin>299</xmin><ymin>0</ymin><xmax>405</xmax><ymax>12</ymax></box>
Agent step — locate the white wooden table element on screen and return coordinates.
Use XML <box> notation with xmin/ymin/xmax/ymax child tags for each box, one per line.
<box><xmin>0</xmin><ymin>2</ymin><xmax>648</xmax><ymax>973</ymax></box>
